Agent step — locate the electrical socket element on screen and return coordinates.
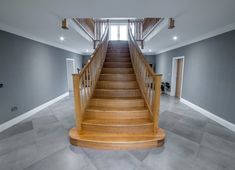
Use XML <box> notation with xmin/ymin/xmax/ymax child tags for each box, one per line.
<box><xmin>11</xmin><ymin>106</ymin><xmax>18</xmax><ymax>112</ymax></box>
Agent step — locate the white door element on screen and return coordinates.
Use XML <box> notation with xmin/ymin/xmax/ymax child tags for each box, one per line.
<box><xmin>66</xmin><ymin>59</ymin><xmax>75</xmax><ymax>91</ymax></box>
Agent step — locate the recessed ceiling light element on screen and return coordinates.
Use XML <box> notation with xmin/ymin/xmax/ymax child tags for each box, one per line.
<box><xmin>148</xmin><ymin>49</ymin><xmax>152</xmax><ymax>52</ymax></box>
<box><xmin>173</xmin><ymin>36</ymin><xmax>178</xmax><ymax>40</ymax></box>
<box><xmin>86</xmin><ymin>49</ymin><xmax>89</xmax><ymax>52</ymax></box>
<box><xmin>60</xmin><ymin>36</ymin><xmax>65</xmax><ymax>41</ymax></box>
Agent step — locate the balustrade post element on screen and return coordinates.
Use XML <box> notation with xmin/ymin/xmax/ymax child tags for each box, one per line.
<box><xmin>152</xmin><ymin>74</ymin><xmax>162</xmax><ymax>133</ymax></box>
<box><xmin>73</xmin><ymin>74</ymin><xmax>82</xmax><ymax>134</ymax></box>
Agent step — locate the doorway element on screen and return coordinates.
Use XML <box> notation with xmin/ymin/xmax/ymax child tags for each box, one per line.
<box><xmin>66</xmin><ymin>58</ymin><xmax>76</xmax><ymax>92</ymax></box>
<box><xmin>171</xmin><ymin>56</ymin><xmax>184</xmax><ymax>98</ymax></box>
<box><xmin>110</xmin><ymin>25</ymin><xmax>128</xmax><ymax>40</ymax></box>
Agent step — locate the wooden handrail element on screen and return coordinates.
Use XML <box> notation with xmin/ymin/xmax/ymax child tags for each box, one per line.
<box><xmin>128</xmin><ymin>25</ymin><xmax>162</xmax><ymax>133</ymax></box>
<box><xmin>73</xmin><ymin>24</ymin><xmax>109</xmax><ymax>133</ymax></box>
<box><xmin>142</xmin><ymin>18</ymin><xmax>163</xmax><ymax>40</ymax></box>
<box><xmin>128</xmin><ymin>18</ymin><xmax>162</xmax><ymax>49</ymax></box>
<box><xmin>73</xmin><ymin>18</ymin><xmax>95</xmax><ymax>40</ymax></box>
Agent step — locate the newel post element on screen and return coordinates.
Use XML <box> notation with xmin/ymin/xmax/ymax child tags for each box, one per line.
<box><xmin>73</xmin><ymin>74</ymin><xmax>82</xmax><ymax>133</ymax></box>
<box><xmin>153</xmin><ymin>74</ymin><xmax>162</xmax><ymax>133</ymax></box>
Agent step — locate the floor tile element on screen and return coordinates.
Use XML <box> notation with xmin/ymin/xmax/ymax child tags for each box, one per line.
<box><xmin>192</xmin><ymin>146</ymin><xmax>235</xmax><ymax>170</ymax></box>
<box><xmin>24</xmin><ymin>147</ymin><xmax>91</xmax><ymax>170</ymax></box>
<box><xmin>0</xmin><ymin>121</ymin><xmax>33</xmax><ymax>141</ymax></box>
<box><xmin>0</xmin><ymin>95</ymin><xmax>234</xmax><ymax>170</ymax></box>
<box><xmin>205</xmin><ymin>123</ymin><xmax>235</xmax><ymax>143</ymax></box>
<box><xmin>128</xmin><ymin>149</ymin><xmax>152</xmax><ymax>161</ymax></box>
<box><xmin>89</xmin><ymin>151</ymin><xmax>141</xmax><ymax>170</ymax></box>
<box><xmin>171</xmin><ymin>120</ymin><xmax>204</xmax><ymax>143</ymax></box>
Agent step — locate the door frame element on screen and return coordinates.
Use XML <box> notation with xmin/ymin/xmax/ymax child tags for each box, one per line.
<box><xmin>170</xmin><ymin>56</ymin><xmax>185</xmax><ymax>98</ymax></box>
<box><xmin>66</xmin><ymin>58</ymin><xmax>76</xmax><ymax>91</ymax></box>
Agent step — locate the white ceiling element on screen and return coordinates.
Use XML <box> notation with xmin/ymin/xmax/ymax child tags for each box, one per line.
<box><xmin>0</xmin><ymin>0</ymin><xmax>235</xmax><ymax>55</ymax></box>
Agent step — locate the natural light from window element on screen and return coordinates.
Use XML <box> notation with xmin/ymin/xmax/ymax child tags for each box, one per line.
<box><xmin>119</xmin><ymin>25</ymin><xmax>128</xmax><ymax>40</ymax></box>
<box><xmin>110</xmin><ymin>25</ymin><xmax>128</xmax><ymax>41</ymax></box>
<box><xmin>110</xmin><ymin>25</ymin><xmax>118</xmax><ymax>40</ymax></box>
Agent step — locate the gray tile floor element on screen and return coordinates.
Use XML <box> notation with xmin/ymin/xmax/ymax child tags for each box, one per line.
<box><xmin>0</xmin><ymin>95</ymin><xmax>235</xmax><ymax>170</ymax></box>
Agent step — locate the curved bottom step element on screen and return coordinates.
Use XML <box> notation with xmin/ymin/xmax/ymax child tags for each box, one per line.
<box><xmin>69</xmin><ymin>128</ymin><xmax>166</xmax><ymax>150</ymax></box>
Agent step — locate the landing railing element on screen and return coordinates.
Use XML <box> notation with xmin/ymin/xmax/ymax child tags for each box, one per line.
<box><xmin>128</xmin><ymin>26</ymin><xmax>162</xmax><ymax>133</ymax></box>
<box><xmin>73</xmin><ymin>24</ymin><xmax>109</xmax><ymax>133</ymax></box>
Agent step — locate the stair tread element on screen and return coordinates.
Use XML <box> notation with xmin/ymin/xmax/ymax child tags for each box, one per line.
<box><xmin>95</xmin><ymin>88</ymin><xmax>139</xmax><ymax>91</ymax></box>
<box><xmin>70</xmin><ymin>128</ymin><xmax>165</xmax><ymax>143</ymax></box>
<box><xmin>102</xmin><ymin>68</ymin><xmax>133</xmax><ymax>69</ymax></box>
<box><xmin>101</xmin><ymin>72</ymin><xmax>134</xmax><ymax>74</ymax></box>
<box><xmin>92</xmin><ymin>97</ymin><xmax>143</xmax><ymax>100</ymax></box>
<box><xmin>86</xmin><ymin>106</ymin><xmax>148</xmax><ymax>112</ymax></box>
<box><xmin>105</xmin><ymin>61</ymin><xmax>131</xmax><ymax>63</ymax></box>
<box><xmin>98</xmin><ymin>80</ymin><xmax>136</xmax><ymax>82</ymax></box>
<box><xmin>83</xmin><ymin>118</ymin><xmax>152</xmax><ymax>126</ymax></box>
<box><xmin>100</xmin><ymin>73</ymin><xmax>135</xmax><ymax>75</ymax></box>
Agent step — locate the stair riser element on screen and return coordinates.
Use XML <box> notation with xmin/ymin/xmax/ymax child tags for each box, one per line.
<box><xmin>96</xmin><ymin>81</ymin><xmax>138</xmax><ymax>89</ymax></box>
<box><xmin>108</xmin><ymin>44</ymin><xmax>128</xmax><ymax>46</ymax></box>
<box><xmin>103</xmin><ymin>63</ymin><xmax>132</xmax><ymax>68</ymax></box>
<box><xmin>107</xmin><ymin>49</ymin><xmax>129</xmax><ymax>53</ymax></box>
<box><xmin>89</xmin><ymin>99</ymin><xmax>145</xmax><ymax>107</ymax></box>
<box><xmin>101</xmin><ymin>68</ymin><xmax>134</xmax><ymax>74</ymax></box>
<box><xmin>106</xmin><ymin>54</ymin><xmax>130</xmax><ymax>58</ymax></box>
<box><xmin>107</xmin><ymin>47</ymin><xmax>129</xmax><ymax>50</ymax></box>
<box><xmin>94</xmin><ymin>90</ymin><xmax>141</xmax><ymax>98</ymax></box>
<box><xmin>82</xmin><ymin>124</ymin><xmax>153</xmax><ymax>134</ymax></box>
<box><xmin>99</xmin><ymin>74</ymin><xmax>136</xmax><ymax>81</ymax></box>
<box><xmin>84</xmin><ymin>110</ymin><xmax>150</xmax><ymax>119</ymax></box>
<box><xmin>105</xmin><ymin>58</ymin><xmax>131</xmax><ymax>62</ymax></box>
<box><xmin>70</xmin><ymin>138</ymin><xmax>164</xmax><ymax>150</ymax></box>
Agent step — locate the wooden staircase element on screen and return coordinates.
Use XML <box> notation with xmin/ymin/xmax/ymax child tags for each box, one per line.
<box><xmin>69</xmin><ymin>41</ymin><xmax>165</xmax><ymax>150</ymax></box>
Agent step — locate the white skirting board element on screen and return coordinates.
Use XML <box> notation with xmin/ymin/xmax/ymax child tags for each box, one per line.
<box><xmin>0</xmin><ymin>92</ymin><xmax>69</xmax><ymax>133</ymax></box>
<box><xmin>180</xmin><ymin>98</ymin><xmax>235</xmax><ymax>132</ymax></box>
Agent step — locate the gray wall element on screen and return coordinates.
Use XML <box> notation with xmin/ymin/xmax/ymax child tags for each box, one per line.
<box><xmin>0</xmin><ymin>30</ymin><xmax>82</xmax><ymax>124</ymax></box>
<box><xmin>82</xmin><ymin>55</ymin><xmax>91</xmax><ymax>67</ymax></box>
<box><xmin>144</xmin><ymin>55</ymin><xmax>156</xmax><ymax>71</ymax></box>
<box><xmin>156</xmin><ymin>30</ymin><xmax>235</xmax><ymax>124</ymax></box>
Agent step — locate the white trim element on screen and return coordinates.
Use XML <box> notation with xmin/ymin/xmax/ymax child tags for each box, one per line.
<box><xmin>156</xmin><ymin>22</ymin><xmax>235</xmax><ymax>54</ymax></box>
<box><xmin>180</xmin><ymin>98</ymin><xmax>235</xmax><ymax>132</ymax></box>
<box><xmin>66</xmin><ymin>58</ymin><xmax>76</xmax><ymax>74</ymax></box>
<box><xmin>170</xmin><ymin>56</ymin><xmax>184</xmax><ymax>97</ymax></box>
<box><xmin>66</xmin><ymin>58</ymin><xmax>76</xmax><ymax>91</ymax></box>
<box><xmin>0</xmin><ymin>22</ymin><xmax>82</xmax><ymax>55</ymax></box>
<box><xmin>0</xmin><ymin>92</ymin><xmax>69</xmax><ymax>133</ymax></box>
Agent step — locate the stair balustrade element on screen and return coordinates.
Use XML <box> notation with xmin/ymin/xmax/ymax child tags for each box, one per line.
<box><xmin>73</xmin><ymin>24</ymin><xmax>109</xmax><ymax>134</ymax></box>
<box><xmin>128</xmin><ymin>26</ymin><xmax>162</xmax><ymax>133</ymax></box>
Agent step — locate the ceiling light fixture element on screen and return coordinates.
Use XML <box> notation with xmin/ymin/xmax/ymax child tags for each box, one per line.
<box><xmin>168</xmin><ymin>18</ymin><xmax>175</xmax><ymax>29</ymax></box>
<box><xmin>61</xmin><ymin>18</ymin><xmax>69</xmax><ymax>30</ymax></box>
<box><xmin>173</xmin><ymin>36</ymin><xmax>178</xmax><ymax>40</ymax></box>
<box><xmin>148</xmin><ymin>49</ymin><xmax>152</xmax><ymax>52</ymax></box>
<box><xmin>60</xmin><ymin>36</ymin><xmax>65</xmax><ymax>41</ymax></box>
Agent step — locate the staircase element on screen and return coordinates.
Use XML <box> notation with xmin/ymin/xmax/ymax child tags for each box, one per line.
<box><xmin>69</xmin><ymin>41</ymin><xmax>165</xmax><ymax>150</ymax></box>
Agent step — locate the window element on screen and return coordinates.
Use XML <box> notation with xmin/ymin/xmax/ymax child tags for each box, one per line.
<box><xmin>110</xmin><ymin>25</ymin><xmax>118</xmax><ymax>40</ymax></box>
<box><xmin>110</xmin><ymin>24</ymin><xmax>128</xmax><ymax>40</ymax></box>
<box><xmin>119</xmin><ymin>25</ymin><xmax>128</xmax><ymax>40</ymax></box>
